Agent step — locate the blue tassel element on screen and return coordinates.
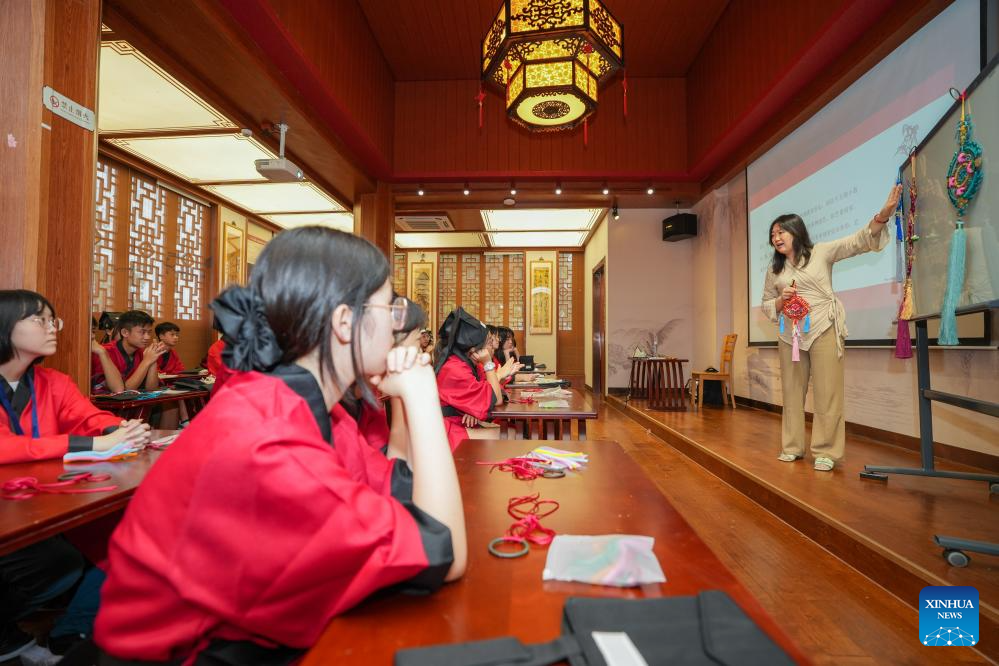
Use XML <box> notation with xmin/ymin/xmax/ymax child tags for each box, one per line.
<box><xmin>803</xmin><ymin>313</ymin><xmax>810</xmax><ymax>333</ymax></box>
<box><xmin>938</xmin><ymin>222</ymin><xmax>966</xmax><ymax>345</ymax></box>
<box><xmin>779</xmin><ymin>314</ymin><xmax>785</xmax><ymax>335</ymax></box>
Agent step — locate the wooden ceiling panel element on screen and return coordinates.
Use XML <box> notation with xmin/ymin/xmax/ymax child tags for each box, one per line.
<box><xmin>358</xmin><ymin>0</ymin><xmax>729</xmax><ymax>80</ymax></box>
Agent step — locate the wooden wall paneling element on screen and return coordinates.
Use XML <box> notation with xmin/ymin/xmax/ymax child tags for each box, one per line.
<box><xmin>696</xmin><ymin>0</ymin><xmax>952</xmax><ymax>190</ymax></box>
<box><xmin>0</xmin><ymin>0</ymin><xmax>44</xmax><ymax>291</ymax></box>
<box><xmin>262</xmin><ymin>0</ymin><xmax>396</xmax><ymax>169</ymax></box>
<box><xmin>393</xmin><ymin>77</ymin><xmax>688</xmax><ymax>180</ymax></box>
<box><xmin>353</xmin><ymin>181</ymin><xmax>394</xmax><ymax>259</ymax></box>
<box><xmin>34</xmin><ymin>0</ymin><xmax>102</xmax><ymax>389</ymax></box>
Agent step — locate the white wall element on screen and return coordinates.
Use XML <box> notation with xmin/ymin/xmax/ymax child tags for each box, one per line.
<box><xmin>606</xmin><ymin>208</ymin><xmax>695</xmax><ymax>388</ymax></box>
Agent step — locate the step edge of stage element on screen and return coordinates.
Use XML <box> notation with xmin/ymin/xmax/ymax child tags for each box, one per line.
<box><xmin>605</xmin><ymin>394</ymin><xmax>999</xmax><ymax>651</ymax></box>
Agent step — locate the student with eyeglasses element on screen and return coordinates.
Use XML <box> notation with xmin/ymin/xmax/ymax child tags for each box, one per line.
<box><xmin>95</xmin><ymin>227</ymin><xmax>465</xmax><ymax>664</ymax></box>
<box><xmin>0</xmin><ymin>290</ymin><xmax>152</xmax><ymax>663</ymax></box>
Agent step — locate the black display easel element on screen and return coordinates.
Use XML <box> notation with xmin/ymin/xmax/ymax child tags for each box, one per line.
<box><xmin>861</xmin><ymin>303</ymin><xmax>999</xmax><ymax>567</ymax></box>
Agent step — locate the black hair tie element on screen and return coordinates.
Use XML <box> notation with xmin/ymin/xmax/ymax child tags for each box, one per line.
<box><xmin>210</xmin><ymin>286</ymin><xmax>283</xmax><ymax>372</ymax></box>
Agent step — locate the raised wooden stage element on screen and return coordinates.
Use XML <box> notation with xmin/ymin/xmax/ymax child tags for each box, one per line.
<box><xmin>607</xmin><ymin>395</ymin><xmax>999</xmax><ymax>663</ymax></box>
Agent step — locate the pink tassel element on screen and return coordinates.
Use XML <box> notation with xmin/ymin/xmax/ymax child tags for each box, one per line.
<box><xmin>895</xmin><ymin>319</ymin><xmax>912</xmax><ymax>359</ymax></box>
<box><xmin>791</xmin><ymin>330</ymin><xmax>800</xmax><ymax>362</ymax></box>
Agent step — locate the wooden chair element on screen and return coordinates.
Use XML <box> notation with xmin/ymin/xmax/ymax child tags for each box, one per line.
<box><xmin>646</xmin><ymin>358</ymin><xmax>687</xmax><ymax>411</ymax></box>
<box><xmin>691</xmin><ymin>334</ymin><xmax>737</xmax><ymax>409</ymax></box>
<box><xmin>628</xmin><ymin>357</ymin><xmax>651</xmax><ymax>400</ymax></box>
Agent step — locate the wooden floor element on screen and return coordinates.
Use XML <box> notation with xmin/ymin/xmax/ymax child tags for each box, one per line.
<box><xmin>584</xmin><ymin>397</ymin><xmax>993</xmax><ymax>665</ymax></box>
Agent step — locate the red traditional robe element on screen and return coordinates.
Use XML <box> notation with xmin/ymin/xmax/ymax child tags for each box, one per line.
<box><xmin>91</xmin><ymin>340</ymin><xmax>147</xmax><ymax>391</ymax></box>
<box><xmin>95</xmin><ymin>364</ymin><xmax>452</xmax><ymax>663</ymax></box>
<box><xmin>437</xmin><ymin>355</ymin><xmax>495</xmax><ymax>451</ymax></box>
<box><xmin>204</xmin><ymin>339</ymin><xmax>234</xmax><ymax>392</ymax></box>
<box><xmin>0</xmin><ymin>366</ymin><xmax>121</xmax><ymax>465</ymax></box>
<box><xmin>157</xmin><ymin>347</ymin><xmax>185</xmax><ymax>375</ymax></box>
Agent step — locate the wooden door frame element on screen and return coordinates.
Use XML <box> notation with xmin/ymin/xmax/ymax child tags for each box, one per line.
<box><xmin>592</xmin><ymin>259</ymin><xmax>606</xmax><ymax>396</ymax></box>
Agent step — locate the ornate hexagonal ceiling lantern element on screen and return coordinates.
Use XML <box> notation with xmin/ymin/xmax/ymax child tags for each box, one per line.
<box><xmin>481</xmin><ymin>0</ymin><xmax>624</xmax><ymax>133</ymax></box>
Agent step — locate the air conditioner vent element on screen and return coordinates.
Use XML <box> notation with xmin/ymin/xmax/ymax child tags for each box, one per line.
<box><xmin>395</xmin><ymin>214</ymin><xmax>454</xmax><ymax>231</ymax></box>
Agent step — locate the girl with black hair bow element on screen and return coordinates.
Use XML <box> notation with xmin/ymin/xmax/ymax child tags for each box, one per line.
<box><xmin>95</xmin><ymin>228</ymin><xmax>465</xmax><ymax>665</ymax></box>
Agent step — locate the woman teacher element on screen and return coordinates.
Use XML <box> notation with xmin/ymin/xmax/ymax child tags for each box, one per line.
<box><xmin>761</xmin><ymin>183</ymin><xmax>902</xmax><ymax>471</ymax></box>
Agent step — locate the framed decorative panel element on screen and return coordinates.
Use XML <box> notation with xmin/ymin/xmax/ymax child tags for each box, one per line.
<box><xmin>529</xmin><ymin>259</ymin><xmax>553</xmax><ymax>334</ymax></box>
<box><xmin>393</xmin><ymin>253</ymin><xmax>407</xmax><ymax>297</ymax></box>
<box><xmin>92</xmin><ymin>160</ymin><xmax>119</xmax><ymax>314</ymax></box>
<box><xmin>508</xmin><ymin>253</ymin><xmax>525</xmax><ymax>330</ymax></box>
<box><xmin>438</xmin><ymin>253</ymin><xmax>457</xmax><ymax>326</ymax></box>
<box><xmin>128</xmin><ymin>174</ymin><xmax>166</xmax><ymax>317</ymax></box>
<box><xmin>460</xmin><ymin>254</ymin><xmax>481</xmax><ymax>319</ymax></box>
<box><xmin>409</xmin><ymin>261</ymin><xmax>435</xmax><ymax>331</ymax></box>
<box><xmin>558</xmin><ymin>252</ymin><xmax>573</xmax><ymax>331</ymax></box>
<box><xmin>173</xmin><ymin>198</ymin><xmax>206</xmax><ymax>320</ymax></box>
<box><xmin>484</xmin><ymin>254</ymin><xmax>504</xmax><ymax>323</ymax></box>
<box><xmin>222</xmin><ymin>223</ymin><xmax>245</xmax><ymax>288</ymax></box>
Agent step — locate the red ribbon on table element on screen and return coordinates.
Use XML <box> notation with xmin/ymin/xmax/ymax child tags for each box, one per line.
<box><xmin>2</xmin><ymin>472</ymin><xmax>117</xmax><ymax>501</ymax></box>
<box><xmin>477</xmin><ymin>456</ymin><xmax>549</xmax><ymax>480</ymax></box>
<box><xmin>506</xmin><ymin>493</ymin><xmax>559</xmax><ymax>545</ymax></box>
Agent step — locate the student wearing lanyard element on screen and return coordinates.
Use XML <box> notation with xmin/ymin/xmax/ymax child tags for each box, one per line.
<box><xmin>0</xmin><ymin>290</ymin><xmax>153</xmax><ymax>662</ymax></box>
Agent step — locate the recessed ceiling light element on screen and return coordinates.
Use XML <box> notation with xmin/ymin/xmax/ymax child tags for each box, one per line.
<box><xmin>555</xmin><ymin>182</ymin><xmax>562</xmax><ymax>195</ymax></box>
<box><xmin>602</xmin><ymin>183</ymin><xmax>610</xmax><ymax>196</ymax></box>
<box><xmin>417</xmin><ymin>184</ymin><xmax>425</xmax><ymax>196</ymax></box>
<box><xmin>646</xmin><ymin>185</ymin><xmax>655</xmax><ymax>195</ymax></box>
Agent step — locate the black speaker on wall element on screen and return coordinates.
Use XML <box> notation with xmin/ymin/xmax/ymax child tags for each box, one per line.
<box><xmin>662</xmin><ymin>213</ymin><xmax>697</xmax><ymax>241</ymax></box>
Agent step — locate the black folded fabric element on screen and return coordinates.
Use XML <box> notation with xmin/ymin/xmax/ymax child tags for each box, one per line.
<box><xmin>393</xmin><ymin>591</ymin><xmax>794</xmax><ymax>666</ymax></box>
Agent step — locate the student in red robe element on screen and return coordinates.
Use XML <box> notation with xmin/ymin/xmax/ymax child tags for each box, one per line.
<box><xmin>339</xmin><ymin>297</ymin><xmax>428</xmax><ymax>458</ymax></box>
<box><xmin>90</xmin><ymin>310</ymin><xmax>166</xmax><ymax>392</ymax></box>
<box><xmin>90</xmin><ymin>321</ymin><xmax>124</xmax><ymax>395</ymax></box>
<box><xmin>203</xmin><ymin>335</ymin><xmax>234</xmax><ymax>392</ymax></box>
<box><xmin>0</xmin><ymin>290</ymin><xmax>151</xmax><ymax>662</ymax></box>
<box><xmin>95</xmin><ymin>227</ymin><xmax>465</xmax><ymax>664</ymax></box>
<box><xmin>434</xmin><ymin>308</ymin><xmax>520</xmax><ymax>450</ymax></box>
<box><xmin>153</xmin><ymin>322</ymin><xmax>185</xmax><ymax>375</ymax></box>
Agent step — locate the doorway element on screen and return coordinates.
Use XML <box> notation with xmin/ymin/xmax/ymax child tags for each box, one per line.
<box><xmin>592</xmin><ymin>260</ymin><xmax>606</xmax><ymax>396</ymax></box>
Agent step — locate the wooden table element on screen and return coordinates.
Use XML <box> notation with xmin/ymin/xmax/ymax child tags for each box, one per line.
<box><xmin>91</xmin><ymin>389</ymin><xmax>210</xmax><ymax>421</ymax></box>
<box><xmin>0</xmin><ymin>431</ymin><xmax>173</xmax><ymax>556</ymax></box>
<box><xmin>492</xmin><ymin>388</ymin><xmax>597</xmax><ymax>440</ymax></box>
<box><xmin>303</xmin><ymin>439</ymin><xmax>806</xmax><ymax>665</ymax></box>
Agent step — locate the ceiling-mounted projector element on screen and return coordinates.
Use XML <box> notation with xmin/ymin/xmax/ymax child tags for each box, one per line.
<box><xmin>255</xmin><ymin>122</ymin><xmax>304</xmax><ymax>182</ymax></box>
<box><xmin>255</xmin><ymin>157</ymin><xmax>303</xmax><ymax>182</ymax></box>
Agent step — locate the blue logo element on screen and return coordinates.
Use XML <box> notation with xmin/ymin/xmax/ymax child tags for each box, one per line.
<box><xmin>920</xmin><ymin>586</ymin><xmax>978</xmax><ymax>646</ymax></box>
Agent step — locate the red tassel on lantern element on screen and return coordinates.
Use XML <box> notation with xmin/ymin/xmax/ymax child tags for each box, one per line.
<box><xmin>622</xmin><ymin>69</ymin><xmax>628</xmax><ymax>118</ymax></box>
<box><xmin>583</xmin><ymin>117</ymin><xmax>588</xmax><ymax>147</ymax></box>
<box><xmin>475</xmin><ymin>83</ymin><xmax>486</xmax><ymax>129</ymax></box>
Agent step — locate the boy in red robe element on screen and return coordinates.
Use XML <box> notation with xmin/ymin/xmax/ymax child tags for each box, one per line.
<box><xmin>90</xmin><ymin>310</ymin><xmax>166</xmax><ymax>392</ymax></box>
<box><xmin>153</xmin><ymin>321</ymin><xmax>185</xmax><ymax>375</ymax></box>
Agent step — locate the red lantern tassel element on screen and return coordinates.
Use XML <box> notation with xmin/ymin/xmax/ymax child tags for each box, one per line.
<box><xmin>584</xmin><ymin>117</ymin><xmax>588</xmax><ymax>147</ymax></box>
<box><xmin>476</xmin><ymin>84</ymin><xmax>485</xmax><ymax>130</ymax></box>
<box><xmin>622</xmin><ymin>69</ymin><xmax>628</xmax><ymax>118</ymax></box>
